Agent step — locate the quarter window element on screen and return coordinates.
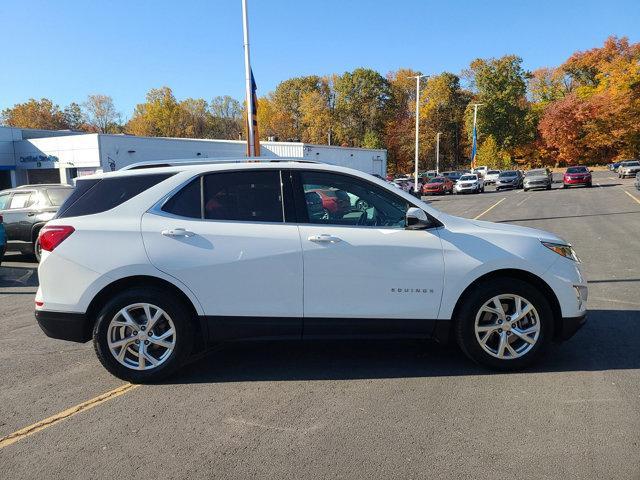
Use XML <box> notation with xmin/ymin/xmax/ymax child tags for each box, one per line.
<box><xmin>299</xmin><ymin>171</ymin><xmax>408</xmax><ymax>227</ymax></box>
<box><xmin>0</xmin><ymin>193</ymin><xmax>10</xmax><ymax>210</ymax></box>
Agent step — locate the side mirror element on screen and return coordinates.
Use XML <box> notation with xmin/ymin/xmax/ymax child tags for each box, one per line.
<box><xmin>406</xmin><ymin>207</ymin><xmax>430</xmax><ymax>230</ymax></box>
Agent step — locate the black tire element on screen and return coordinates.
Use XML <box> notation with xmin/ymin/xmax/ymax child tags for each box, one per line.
<box><xmin>33</xmin><ymin>237</ymin><xmax>42</xmax><ymax>263</ymax></box>
<box><xmin>546</xmin><ymin>184</ymin><xmax>551</xmax><ymax>190</ymax></box>
<box><xmin>523</xmin><ymin>188</ymin><xmax>528</xmax><ymax>192</ymax></box>
<box><xmin>586</xmin><ymin>182</ymin><xmax>592</xmax><ymax>188</ymax></box>
<box><xmin>93</xmin><ymin>287</ymin><xmax>194</xmax><ymax>383</ymax></box>
<box><xmin>562</xmin><ymin>184</ymin><xmax>567</xmax><ymax>189</ymax></box>
<box><xmin>454</xmin><ymin>277</ymin><xmax>554</xmax><ymax>371</ymax></box>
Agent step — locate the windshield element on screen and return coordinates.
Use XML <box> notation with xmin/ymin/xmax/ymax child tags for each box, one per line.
<box><xmin>567</xmin><ymin>167</ymin><xmax>588</xmax><ymax>173</ymax></box>
<box><xmin>459</xmin><ymin>175</ymin><xmax>477</xmax><ymax>181</ymax></box>
<box><xmin>487</xmin><ymin>170</ymin><xmax>500</xmax><ymax>175</ymax></box>
<box><xmin>499</xmin><ymin>171</ymin><xmax>517</xmax><ymax>177</ymax></box>
<box><xmin>623</xmin><ymin>161</ymin><xmax>640</xmax><ymax>166</ymax></box>
<box><xmin>525</xmin><ymin>169</ymin><xmax>546</xmax><ymax>176</ymax></box>
<box><xmin>429</xmin><ymin>177</ymin><xmax>445</xmax><ymax>183</ymax></box>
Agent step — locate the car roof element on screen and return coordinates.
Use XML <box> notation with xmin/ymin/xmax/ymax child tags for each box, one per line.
<box><xmin>76</xmin><ymin>158</ymin><xmax>385</xmax><ymax>183</ymax></box>
<box><xmin>0</xmin><ymin>183</ymin><xmax>73</xmax><ymax>195</ymax></box>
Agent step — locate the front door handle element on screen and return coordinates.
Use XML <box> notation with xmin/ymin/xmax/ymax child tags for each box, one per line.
<box><xmin>162</xmin><ymin>227</ymin><xmax>195</xmax><ymax>237</ymax></box>
<box><xmin>308</xmin><ymin>234</ymin><xmax>341</xmax><ymax>243</ymax></box>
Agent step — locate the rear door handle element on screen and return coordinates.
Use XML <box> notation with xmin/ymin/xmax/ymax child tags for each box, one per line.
<box><xmin>162</xmin><ymin>227</ymin><xmax>195</xmax><ymax>237</ymax></box>
<box><xmin>308</xmin><ymin>234</ymin><xmax>341</xmax><ymax>243</ymax></box>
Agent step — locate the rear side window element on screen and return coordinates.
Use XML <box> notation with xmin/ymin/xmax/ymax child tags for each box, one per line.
<box><xmin>46</xmin><ymin>188</ymin><xmax>73</xmax><ymax>206</ymax></box>
<box><xmin>162</xmin><ymin>178</ymin><xmax>201</xmax><ymax>218</ymax></box>
<box><xmin>203</xmin><ymin>171</ymin><xmax>283</xmax><ymax>222</ymax></box>
<box><xmin>57</xmin><ymin>173</ymin><xmax>174</xmax><ymax>219</ymax></box>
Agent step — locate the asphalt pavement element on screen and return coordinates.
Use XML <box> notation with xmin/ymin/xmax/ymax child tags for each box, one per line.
<box><xmin>1</xmin><ymin>170</ymin><xmax>639</xmax><ymax>479</ymax></box>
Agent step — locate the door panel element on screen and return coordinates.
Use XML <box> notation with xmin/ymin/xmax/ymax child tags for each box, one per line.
<box><xmin>294</xmin><ymin>170</ymin><xmax>445</xmax><ymax>327</ymax></box>
<box><xmin>299</xmin><ymin>225</ymin><xmax>444</xmax><ymax>320</ymax></box>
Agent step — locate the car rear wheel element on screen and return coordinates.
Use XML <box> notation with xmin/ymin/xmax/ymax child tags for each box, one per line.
<box><xmin>93</xmin><ymin>288</ymin><xmax>194</xmax><ymax>383</ymax></box>
<box><xmin>33</xmin><ymin>238</ymin><xmax>42</xmax><ymax>263</ymax></box>
<box><xmin>454</xmin><ymin>278</ymin><xmax>553</xmax><ymax>370</ymax></box>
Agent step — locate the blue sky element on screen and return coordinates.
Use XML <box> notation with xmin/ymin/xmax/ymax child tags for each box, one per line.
<box><xmin>1</xmin><ymin>0</ymin><xmax>638</xmax><ymax>119</ymax></box>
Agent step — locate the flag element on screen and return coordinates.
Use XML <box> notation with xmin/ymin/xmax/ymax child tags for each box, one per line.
<box><xmin>247</xmin><ymin>68</ymin><xmax>261</xmax><ymax>157</ymax></box>
<box><xmin>470</xmin><ymin>124</ymin><xmax>477</xmax><ymax>169</ymax></box>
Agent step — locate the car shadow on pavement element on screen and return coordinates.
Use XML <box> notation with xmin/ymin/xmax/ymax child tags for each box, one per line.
<box><xmin>168</xmin><ymin>308</ymin><xmax>640</xmax><ymax>384</ymax></box>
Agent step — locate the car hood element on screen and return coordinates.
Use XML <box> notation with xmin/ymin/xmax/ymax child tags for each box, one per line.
<box><xmin>437</xmin><ymin>213</ymin><xmax>565</xmax><ymax>244</ymax></box>
<box><xmin>524</xmin><ymin>175</ymin><xmax>548</xmax><ymax>181</ymax></box>
<box><xmin>497</xmin><ymin>177</ymin><xmax>517</xmax><ymax>181</ymax></box>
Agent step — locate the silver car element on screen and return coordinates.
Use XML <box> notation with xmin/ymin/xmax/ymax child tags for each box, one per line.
<box><xmin>524</xmin><ymin>168</ymin><xmax>553</xmax><ymax>191</ymax></box>
<box><xmin>618</xmin><ymin>160</ymin><xmax>640</xmax><ymax>178</ymax></box>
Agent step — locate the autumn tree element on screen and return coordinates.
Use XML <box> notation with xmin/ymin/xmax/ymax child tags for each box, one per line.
<box><xmin>1</xmin><ymin>98</ymin><xmax>69</xmax><ymax>130</ymax></box>
<box><xmin>209</xmin><ymin>95</ymin><xmax>243</xmax><ymax>140</ymax></box>
<box><xmin>126</xmin><ymin>87</ymin><xmax>186</xmax><ymax>137</ymax></box>
<box><xmin>83</xmin><ymin>94</ymin><xmax>121</xmax><ymax>133</ymax></box>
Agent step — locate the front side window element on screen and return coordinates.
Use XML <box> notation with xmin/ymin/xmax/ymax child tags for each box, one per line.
<box><xmin>300</xmin><ymin>171</ymin><xmax>408</xmax><ymax>228</ymax></box>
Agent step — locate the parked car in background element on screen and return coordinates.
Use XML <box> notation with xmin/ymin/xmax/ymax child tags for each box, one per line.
<box><xmin>495</xmin><ymin>171</ymin><xmax>524</xmax><ymax>191</ymax></box>
<box><xmin>523</xmin><ymin>168</ymin><xmax>553</xmax><ymax>191</ymax></box>
<box><xmin>393</xmin><ymin>177</ymin><xmax>413</xmax><ymax>193</ymax></box>
<box><xmin>420</xmin><ymin>171</ymin><xmax>438</xmax><ymax>181</ymax></box>
<box><xmin>422</xmin><ymin>176</ymin><xmax>454</xmax><ymax>195</ymax></box>
<box><xmin>34</xmin><ymin>160</ymin><xmax>587</xmax><ymax>382</ymax></box>
<box><xmin>563</xmin><ymin>166</ymin><xmax>592</xmax><ymax>188</ymax></box>
<box><xmin>473</xmin><ymin>166</ymin><xmax>488</xmax><ymax>177</ymax></box>
<box><xmin>483</xmin><ymin>170</ymin><xmax>501</xmax><ymax>185</ymax></box>
<box><xmin>455</xmin><ymin>174</ymin><xmax>484</xmax><ymax>194</ymax></box>
<box><xmin>444</xmin><ymin>171</ymin><xmax>463</xmax><ymax>183</ymax></box>
<box><xmin>618</xmin><ymin>160</ymin><xmax>640</xmax><ymax>178</ymax></box>
<box><xmin>608</xmin><ymin>162</ymin><xmax>622</xmax><ymax>171</ymax></box>
<box><xmin>0</xmin><ymin>214</ymin><xmax>6</xmax><ymax>267</ymax></box>
<box><xmin>0</xmin><ymin>184</ymin><xmax>73</xmax><ymax>261</ymax></box>
<box><xmin>308</xmin><ymin>188</ymin><xmax>351</xmax><ymax>219</ymax></box>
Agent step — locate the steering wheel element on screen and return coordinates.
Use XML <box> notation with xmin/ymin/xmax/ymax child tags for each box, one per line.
<box><xmin>356</xmin><ymin>211</ymin><xmax>369</xmax><ymax>226</ymax></box>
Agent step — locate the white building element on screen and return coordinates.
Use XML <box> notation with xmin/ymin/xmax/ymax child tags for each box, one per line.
<box><xmin>0</xmin><ymin>126</ymin><xmax>387</xmax><ymax>188</ymax></box>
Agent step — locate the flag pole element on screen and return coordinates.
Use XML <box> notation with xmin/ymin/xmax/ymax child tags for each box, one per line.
<box><xmin>242</xmin><ymin>0</ymin><xmax>255</xmax><ymax>157</ymax></box>
<box><xmin>410</xmin><ymin>74</ymin><xmax>428</xmax><ymax>194</ymax></box>
<box><xmin>471</xmin><ymin>103</ymin><xmax>483</xmax><ymax>169</ymax></box>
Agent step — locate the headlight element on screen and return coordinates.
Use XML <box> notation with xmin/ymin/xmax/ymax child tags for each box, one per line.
<box><xmin>542</xmin><ymin>241</ymin><xmax>580</xmax><ymax>262</ymax></box>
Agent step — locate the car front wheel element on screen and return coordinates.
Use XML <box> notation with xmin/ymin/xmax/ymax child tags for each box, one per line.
<box><xmin>93</xmin><ymin>288</ymin><xmax>194</xmax><ymax>383</ymax></box>
<box><xmin>455</xmin><ymin>278</ymin><xmax>553</xmax><ymax>370</ymax></box>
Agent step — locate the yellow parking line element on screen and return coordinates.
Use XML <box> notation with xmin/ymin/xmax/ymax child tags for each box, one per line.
<box><xmin>474</xmin><ymin>197</ymin><xmax>506</xmax><ymax>220</ymax></box>
<box><xmin>623</xmin><ymin>190</ymin><xmax>640</xmax><ymax>205</ymax></box>
<box><xmin>0</xmin><ymin>383</ymin><xmax>139</xmax><ymax>449</ymax></box>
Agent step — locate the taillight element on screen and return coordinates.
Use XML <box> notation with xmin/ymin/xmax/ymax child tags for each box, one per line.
<box><xmin>39</xmin><ymin>225</ymin><xmax>75</xmax><ymax>252</ymax></box>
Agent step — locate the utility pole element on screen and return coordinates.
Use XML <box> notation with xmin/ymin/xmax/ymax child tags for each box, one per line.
<box><xmin>436</xmin><ymin>132</ymin><xmax>442</xmax><ymax>174</ymax></box>
<box><xmin>410</xmin><ymin>74</ymin><xmax>428</xmax><ymax>193</ymax></box>
<box><xmin>241</xmin><ymin>0</ymin><xmax>255</xmax><ymax>157</ymax></box>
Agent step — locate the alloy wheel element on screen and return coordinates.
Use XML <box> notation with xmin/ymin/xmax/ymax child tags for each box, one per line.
<box><xmin>107</xmin><ymin>303</ymin><xmax>176</xmax><ymax>371</ymax></box>
<box><xmin>474</xmin><ymin>294</ymin><xmax>541</xmax><ymax>360</ymax></box>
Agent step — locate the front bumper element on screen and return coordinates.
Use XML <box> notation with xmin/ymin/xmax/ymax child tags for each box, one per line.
<box><xmin>496</xmin><ymin>182</ymin><xmax>517</xmax><ymax>188</ymax></box>
<box><xmin>35</xmin><ymin>310</ymin><xmax>90</xmax><ymax>343</ymax></box>
<box><xmin>564</xmin><ymin>177</ymin><xmax>590</xmax><ymax>185</ymax></box>
<box><xmin>524</xmin><ymin>180</ymin><xmax>550</xmax><ymax>189</ymax></box>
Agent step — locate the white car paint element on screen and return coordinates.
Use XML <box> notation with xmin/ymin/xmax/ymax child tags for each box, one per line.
<box><xmin>36</xmin><ymin>160</ymin><xmax>587</xmax><ymax>330</ymax></box>
<box><xmin>455</xmin><ymin>174</ymin><xmax>484</xmax><ymax>193</ymax></box>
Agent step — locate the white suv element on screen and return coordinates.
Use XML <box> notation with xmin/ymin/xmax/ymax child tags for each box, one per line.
<box><xmin>36</xmin><ymin>160</ymin><xmax>587</xmax><ymax>382</ymax></box>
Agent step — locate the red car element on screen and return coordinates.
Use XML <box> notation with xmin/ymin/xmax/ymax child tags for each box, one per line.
<box><xmin>422</xmin><ymin>176</ymin><xmax>454</xmax><ymax>195</ymax></box>
<box><xmin>563</xmin><ymin>166</ymin><xmax>592</xmax><ymax>188</ymax></box>
<box><xmin>309</xmin><ymin>189</ymin><xmax>351</xmax><ymax>218</ymax></box>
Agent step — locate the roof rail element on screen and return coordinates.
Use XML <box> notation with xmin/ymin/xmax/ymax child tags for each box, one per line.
<box><xmin>120</xmin><ymin>157</ymin><xmax>321</xmax><ymax>171</ymax></box>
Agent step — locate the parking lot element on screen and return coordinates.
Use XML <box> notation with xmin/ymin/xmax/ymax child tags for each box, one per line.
<box><xmin>1</xmin><ymin>170</ymin><xmax>639</xmax><ymax>479</ymax></box>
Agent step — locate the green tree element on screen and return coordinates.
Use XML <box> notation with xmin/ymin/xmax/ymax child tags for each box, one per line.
<box><xmin>126</xmin><ymin>87</ymin><xmax>185</xmax><ymax>137</ymax></box>
<box><xmin>465</xmin><ymin>55</ymin><xmax>534</xmax><ymax>158</ymax></box>
<box><xmin>209</xmin><ymin>96</ymin><xmax>243</xmax><ymax>140</ymax></box>
<box><xmin>333</xmin><ymin>68</ymin><xmax>392</xmax><ymax>147</ymax></box>
<box><xmin>63</xmin><ymin>102</ymin><xmax>87</xmax><ymax>131</ymax></box>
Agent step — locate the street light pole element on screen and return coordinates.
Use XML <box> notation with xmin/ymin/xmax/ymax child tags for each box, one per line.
<box><xmin>410</xmin><ymin>74</ymin><xmax>428</xmax><ymax>193</ymax></box>
<box><xmin>436</xmin><ymin>132</ymin><xmax>442</xmax><ymax>174</ymax></box>
<box><xmin>241</xmin><ymin>0</ymin><xmax>255</xmax><ymax>157</ymax></box>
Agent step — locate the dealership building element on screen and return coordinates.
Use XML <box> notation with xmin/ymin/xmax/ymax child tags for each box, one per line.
<box><xmin>0</xmin><ymin>126</ymin><xmax>387</xmax><ymax>189</ymax></box>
